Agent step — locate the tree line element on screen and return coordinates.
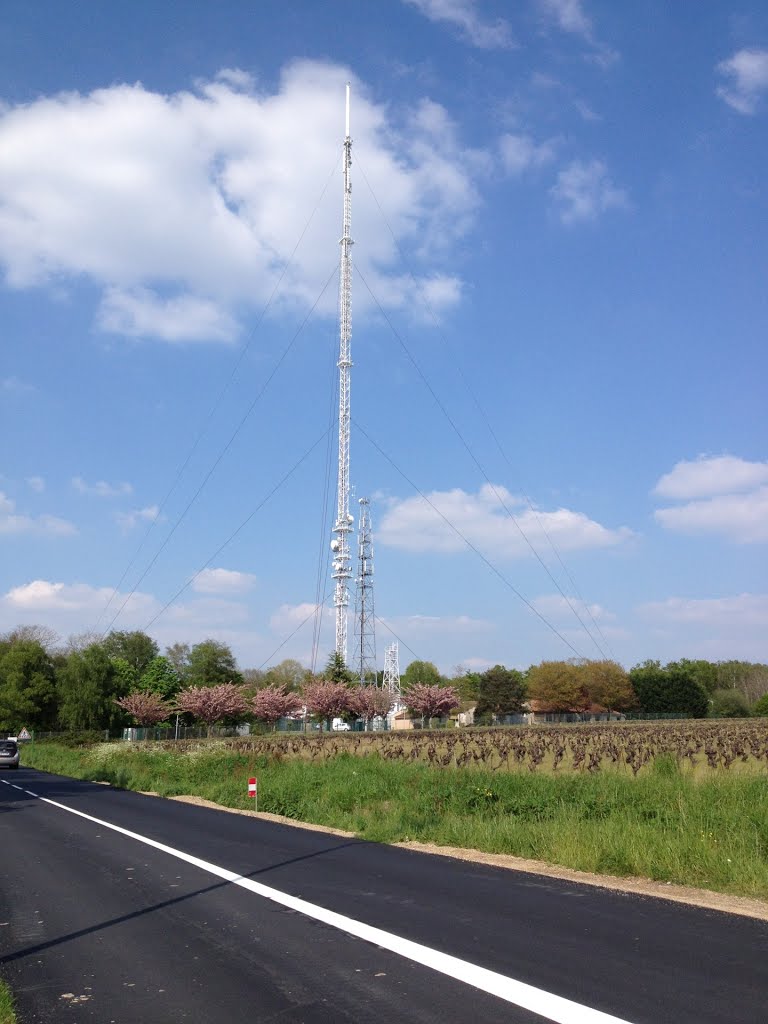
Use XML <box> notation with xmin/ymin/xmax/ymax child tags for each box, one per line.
<box><xmin>0</xmin><ymin>624</ymin><xmax>766</xmax><ymax>735</ymax></box>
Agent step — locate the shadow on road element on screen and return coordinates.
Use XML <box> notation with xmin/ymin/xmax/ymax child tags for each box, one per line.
<box><xmin>0</xmin><ymin>838</ymin><xmax>359</xmax><ymax>966</ymax></box>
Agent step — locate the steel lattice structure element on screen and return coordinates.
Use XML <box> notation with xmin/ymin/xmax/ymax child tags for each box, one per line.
<box><xmin>352</xmin><ymin>497</ymin><xmax>377</xmax><ymax>685</ymax></box>
<box><xmin>383</xmin><ymin>642</ymin><xmax>401</xmax><ymax>706</ymax></box>
<box><xmin>330</xmin><ymin>84</ymin><xmax>354</xmax><ymax>663</ymax></box>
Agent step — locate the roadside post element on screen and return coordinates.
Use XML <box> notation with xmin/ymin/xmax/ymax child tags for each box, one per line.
<box><xmin>248</xmin><ymin>776</ymin><xmax>258</xmax><ymax>812</ymax></box>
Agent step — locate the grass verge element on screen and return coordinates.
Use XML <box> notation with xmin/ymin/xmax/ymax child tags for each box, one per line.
<box><xmin>22</xmin><ymin>741</ymin><xmax>768</xmax><ymax>901</ymax></box>
<box><xmin>0</xmin><ymin>980</ymin><xmax>16</xmax><ymax>1024</ymax></box>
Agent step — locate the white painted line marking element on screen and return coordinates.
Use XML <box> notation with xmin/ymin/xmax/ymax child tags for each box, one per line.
<box><xmin>23</xmin><ymin>786</ymin><xmax>634</xmax><ymax>1024</ymax></box>
<box><xmin>25</xmin><ymin>791</ymin><xmax>38</xmax><ymax>797</ymax></box>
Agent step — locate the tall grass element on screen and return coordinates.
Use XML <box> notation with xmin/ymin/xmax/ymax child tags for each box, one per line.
<box><xmin>22</xmin><ymin>742</ymin><xmax>768</xmax><ymax>900</ymax></box>
<box><xmin>0</xmin><ymin>980</ymin><xmax>16</xmax><ymax>1024</ymax></box>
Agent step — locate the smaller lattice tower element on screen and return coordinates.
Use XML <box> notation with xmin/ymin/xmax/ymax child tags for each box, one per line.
<box><xmin>382</xmin><ymin>641</ymin><xmax>401</xmax><ymax>706</ymax></box>
<box><xmin>352</xmin><ymin>497</ymin><xmax>377</xmax><ymax>685</ymax></box>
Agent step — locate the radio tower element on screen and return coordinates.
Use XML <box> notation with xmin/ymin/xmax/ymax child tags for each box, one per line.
<box><xmin>383</xmin><ymin>642</ymin><xmax>401</xmax><ymax>707</ymax></box>
<box><xmin>330</xmin><ymin>84</ymin><xmax>354</xmax><ymax>664</ymax></box>
<box><xmin>353</xmin><ymin>497</ymin><xmax>377</xmax><ymax>685</ymax></box>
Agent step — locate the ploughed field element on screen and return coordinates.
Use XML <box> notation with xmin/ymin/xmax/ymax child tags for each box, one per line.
<box><xmin>22</xmin><ymin>719</ymin><xmax>768</xmax><ymax>900</ymax></box>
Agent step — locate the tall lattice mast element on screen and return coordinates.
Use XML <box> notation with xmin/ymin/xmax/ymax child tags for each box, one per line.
<box><xmin>383</xmin><ymin>642</ymin><xmax>401</xmax><ymax>705</ymax></box>
<box><xmin>330</xmin><ymin>83</ymin><xmax>354</xmax><ymax>663</ymax></box>
<box><xmin>353</xmin><ymin>497</ymin><xmax>377</xmax><ymax>685</ymax></box>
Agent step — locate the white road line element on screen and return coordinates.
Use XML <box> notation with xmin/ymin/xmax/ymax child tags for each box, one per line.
<box><xmin>14</xmin><ymin>785</ymin><xmax>636</xmax><ymax>1024</ymax></box>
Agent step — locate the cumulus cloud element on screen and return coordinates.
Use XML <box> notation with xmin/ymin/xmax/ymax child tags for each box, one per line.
<box><xmin>551</xmin><ymin>159</ymin><xmax>627</xmax><ymax>224</ymax></box>
<box><xmin>377</xmin><ymin>483</ymin><xmax>632</xmax><ymax>557</ymax></box>
<box><xmin>638</xmin><ymin>592</ymin><xmax>768</xmax><ymax>628</ymax></box>
<box><xmin>531</xmin><ymin>593</ymin><xmax>614</xmax><ymax>623</ymax></box>
<box><xmin>115</xmin><ymin>505</ymin><xmax>161</xmax><ymax>532</ymax></box>
<box><xmin>499</xmin><ymin>133</ymin><xmax>557</xmax><ymax>175</ymax></box>
<box><xmin>191</xmin><ymin>567</ymin><xmax>257</xmax><ymax>595</ymax></box>
<box><xmin>72</xmin><ymin>476</ymin><xmax>132</xmax><ymax>498</ymax></box>
<box><xmin>717</xmin><ymin>48</ymin><xmax>768</xmax><ymax>115</ymax></box>
<box><xmin>269</xmin><ymin>602</ymin><xmax>322</xmax><ymax>633</ymax></box>
<box><xmin>0</xmin><ymin>491</ymin><xmax>75</xmax><ymax>536</ymax></box>
<box><xmin>654</xmin><ymin>454</ymin><xmax>768</xmax><ymax>500</ymax></box>
<box><xmin>403</xmin><ymin>0</ymin><xmax>515</xmax><ymax>49</ymax></box>
<box><xmin>654</xmin><ymin>455</ymin><xmax>768</xmax><ymax>543</ymax></box>
<box><xmin>3</xmin><ymin>579</ymin><xmax>152</xmax><ymax>615</ymax></box>
<box><xmin>0</xmin><ymin>62</ymin><xmax>481</xmax><ymax>342</ymax></box>
<box><xmin>380</xmin><ymin>613</ymin><xmax>493</xmax><ymax>634</ymax></box>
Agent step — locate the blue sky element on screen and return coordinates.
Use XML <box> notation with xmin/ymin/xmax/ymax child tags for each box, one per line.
<box><xmin>0</xmin><ymin>0</ymin><xmax>766</xmax><ymax>674</ymax></box>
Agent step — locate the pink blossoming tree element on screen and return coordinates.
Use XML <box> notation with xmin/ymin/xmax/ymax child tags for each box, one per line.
<box><xmin>301</xmin><ymin>679</ymin><xmax>353</xmax><ymax>731</ymax></box>
<box><xmin>349</xmin><ymin>685</ymin><xmax>392</xmax><ymax>730</ymax></box>
<box><xmin>404</xmin><ymin>684</ymin><xmax>459</xmax><ymax>728</ymax></box>
<box><xmin>176</xmin><ymin>683</ymin><xmax>248</xmax><ymax>732</ymax></box>
<box><xmin>115</xmin><ymin>690</ymin><xmax>175</xmax><ymax>727</ymax></box>
<box><xmin>251</xmin><ymin>685</ymin><xmax>302</xmax><ymax>729</ymax></box>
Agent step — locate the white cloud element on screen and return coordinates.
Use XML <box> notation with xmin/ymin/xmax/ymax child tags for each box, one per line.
<box><xmin>0</xmin><ymin>491</ymin><xmax>75</xmax><ymax>536</ymax></box>
<box><xmin>72</xmin><ymin>476</ymin><xmax>132</xmax><ymax>498</ymax></box>
<box><xmin>192</xmin><ymin>567</ymin><xmax>257</xmax><ymax>595</ymax></box>
<box><xmin>717</xmin><ymin>48</ymin><xmax>768</xmax><ymax>115</ymax></box>
<box><xmin>654</xmin><ymin>455</ymin><xmax>768</xmax><ymax>543</ymax></box>
<box><xmin>531</xmin><ymin>593</ymin><xmax>614</xmax><ymax>623</ymax></box>
<box><xmin>499</xmin><ymin>133</ymin><xmax>557</xmax><ymax>175</ymax></box>
<box><xmin>638</xmin><ymin>592</ymin><xmax>768</xmax><ymax>628</ymax></box>
<box><xmin>26</xmin><ymin>476</ymin><xmax>45</xmax><ymax>493</ymax></box>
<box><xmin>0</xmin><ymin>62</ymin><xmax>481</xmax><ymax>342</ymax></box>
<box><xmin>538</xmin><ymin>0</ymin><xmax>592</xmax><ymax>38</ymax></box>
<box><xmin>654</xmin><ymin>454</ymin><xmax>768</xmax><ymax>500</ymax></box>
<box><xmin>98</xmin><ymin>287</ymin><xmax>238</xmax><ymax>344</ymax></box>
<box><xmin>403</xmin><ymin>0</ymin><xmax>515</xmax><ymax>49</ymax></box>
<box><xmin>654</xmin><ymin>486</ymin><xmax>768</xmax><ymax>543</ymax></box>
<box><xmin>115</xmin><ymin>505</ymin><xmax>160</xmax><ymax>532</ymax></box>
<box><xmin>269</xmin><ymin>602</ymin><xmax>322</xmax><ymax>633</ymax></box>
<box><xmin>380</xmin><ymin>613</ymin><xmax>493</xmax><ymax>634</ymax></box>
<box><xmin>378</xmin><ymin>483</ymin><xmax>633</xmax><ymax>557</ymax></box>
<box><xmin>3</xmin><ymin>579</ymin><xmax>151</xmax><ymax>615</ymax></box>
<box><xmin>551</xmin><ymin>159</ymin><xmax>628</xmax><ymax>224</ymax></box>
<box><xmin>1</xmin><ymin>376</ymin><xmax>34</xmax><ymax>393</ymax></box>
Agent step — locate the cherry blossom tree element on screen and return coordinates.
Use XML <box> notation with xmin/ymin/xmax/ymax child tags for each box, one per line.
<box><xmin>251</xmin><ymin>685</ymin><xmax>302</xmax><ymax>729</ymax></box>
<box><xmin>176</xmin><ymin>683</ymin><xmax>248</xmax><ymax>732</ymax></box>
<box><xmin>404</xmin><ymin>684</ymin><xmax>459</xmax><ymax>728</ymax></box>
<box><xmin>349</xmin><ymin>685</ymin><xmax>392</xmax><ymax>730</ymax></box>
<box><xmin>301</xmin><ymin>679</ymin><xmax>353</xmax><ymax>731</ymax></box>
<box><xmin>115</xmin><ymin>690</ymin><xmax>175</xmax><ymax>726</ymax></box>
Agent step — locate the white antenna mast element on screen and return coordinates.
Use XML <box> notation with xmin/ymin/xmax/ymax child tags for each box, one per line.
<box><xmin>330</xmin><ymin>83</ymin><xmax>354</xmax><ymax>664</ymax></box>
<box><xmin>353</xmin><ymin>496</ymin><xmax>377</xmax><ymax>684</ymax></box>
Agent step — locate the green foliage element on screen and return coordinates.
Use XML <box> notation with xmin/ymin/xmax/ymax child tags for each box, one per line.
<box><xmin>264</xmin><ymin>658</ymin><xmax>309</xmax><ymax>691</ymax></box>
<box><xmin>139</xmin><ymin>656</ymin><xmax>181</xmax><ymax>698</ymax></box>
<box><xmin>526</xmin><ymin>660</ymin><xmax>588</xmax><ymax>712</ymax></box>
<box><xmin>57</xmin><ymin>643</ymin><xmax>131</xmax><ymax>731</ymax></box>
<box><xmin>323</xmin><ymin>650</ymin><xmax>353</xmax><ymax>686</ymax></box>
<box><xmin>0</xmin><ymin>977</ymin><xmax>16</xmax><ymax>1024</ymax></box>
<box><xmin>186</xmin><ymin>639</ymin><xmax>243</xmax><ymax>686</ymax></box>
<box><xmin>0</xmin><ymin>640</ymin><xmax>58</xmax><ymax>731</ymax></box>
<box><xmin>401</xmin><ymin>659</ymin><xmax>442</xmax><ymax>691</ymax></box>
<box><xmin>753</xmin><ymin>693</ymin><xmax>768</xmax><ymax>717</ymax></box>
<box><xmin>709</xmin><ymin>689</ymin><xmax>751</xmax><ymax>718</ymax></box>
<box><xmin>102</xmin><ymin>631</ymin><xmax>159</xmax><ymax>675</ymax></box>
<box><xmin>629</xmin><ymin>659</ymin><xmax>709</xmax><ymax>718</ymax></box>
<box><xmin>475</xmin><ymin>665</ymin><xmax>526</xmax><ymax>717</ymax></box>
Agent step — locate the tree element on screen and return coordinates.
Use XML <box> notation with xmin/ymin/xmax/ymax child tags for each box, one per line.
<box><xmin>404</xmin><ymin>684</ymin><xmax>459</xmax><ymax>727</ymax></box>
<box><xmin>1</xmin><ymin>624</ymin><xmax>59</xmax><ymax>653</ymax></box>
<box><xmin>629</xmin><ymin>660</ymin><xmax>709</xmax><ymax>717</ymax></box>
<box><xmin>115</xmin><ymin>691</ymin><xmax>175</xmax><ymax>726</ymax></box>
<box><xmin>139</xmin><ymin>656</ymin><xmax>181</xmax><ymax>699</ymax></box>
<box><xmin>165</xmin><ymin>642</ymin><xmax>191</xmax><ymax>681</ymax></box>
<box><xmin>583</xmin><ymin>660</ymin><xmax>635</xmax><ymax>713</ymax></box>
<box><xmin>449</xmin><ymin>666</ymin><xmax>481</xmax><ymax>704</ymax></box>
<box><xmin>111</xmin><ymin>657</ymin><xmax>138</xmax><ymax>694</ymax></box>
<box><xmin>753</xmin><ymin>694</ymin><xmax>768</xmax><ymax>717</ymax></box>
<box><xmin>103</xmin><ymin>631</ymin><xmax>159</xmax><ymax>675</ymax></box>
<box><xmin>401</xmin><ymin>660</ymin><xmax>442</xmax><ymax>691</ymax></box>
<box><xmin>323</xmin><ymin>651</ymin><xmax>353</xmax><ymax>686</ymax></box>
<box><xmin>349</xmin><ymin>686</ymin><xmax>392</xmax><ymax>729</ymax></box>
<box><xmin>475</xmin><ymin>665</ymin><xmax>526</xmax><ymax>718</ymax></box>
<box><xmin>716</xmin><ymin>661</ymin><xmax>768</xmax><ymax>705</ymax></box>
<box><xmin>264</xmin><ymin>658</ymin><xmax>308</xmax><ymax>692</ymax></box>
<box><xmin>57</xmin><ymin>643</ymin><xmax>131</xmax><ymax>731</ymax></box>
<box><xmin>526</xmin><ymin>661</ymin><xmax>588</xmax><ymax>713</ymax></box>
<box><xmin>709</xmin><ymin>689</ymin><xmax>751</xmax><ymax>718</ymax></box>
<box><xmin>186</xmin><ymin>639</ymin><xmax>243</xmax><ymax>687</ymax></box>
<box><xmin>251</xmin><ymin>685</ymin><xmax>302</xmax><ymax>728</ymax></box>
<box><xmin>176</xmin><ymin>683</ymin><xmax>248</xmax><ymax>729</ymax></box>
<box><xmin>0</xmin><ymin>640</ymin><xmax>58</xmax><ymax>732</ymax></box>
<box><xmin>301</xmin><ymin>679</ymin><xmax>353</xmax><ymax>731</ymax></box>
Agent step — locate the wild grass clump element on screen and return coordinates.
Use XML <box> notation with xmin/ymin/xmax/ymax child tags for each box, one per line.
<box><xmin>22</xmin><ymin>740</ymin><xmax>768</xmax><ymax>900</ymax></box>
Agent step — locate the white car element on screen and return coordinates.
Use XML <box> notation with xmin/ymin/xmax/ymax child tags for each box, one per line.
<box><xmin>331</xmin><ymin>718</ymin><xmax>351</xmax><ymax>731</ymax></box>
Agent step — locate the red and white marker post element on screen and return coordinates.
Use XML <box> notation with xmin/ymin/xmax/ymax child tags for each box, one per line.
<box><xmin>248</xmin><ymin>777</ymin><xmax>258</xmax><ymax>811</ymax></box>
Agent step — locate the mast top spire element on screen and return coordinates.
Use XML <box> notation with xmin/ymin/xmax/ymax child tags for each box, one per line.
<box><xmin>345</xmin><ymin>82</ymin><xmax>350</xmax><ymax>139</ymax></box>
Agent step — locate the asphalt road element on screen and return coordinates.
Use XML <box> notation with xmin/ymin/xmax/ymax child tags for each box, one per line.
<box><xmin>1</xmin><ymin>767</ymin><xmax>766</xmax><ymax>1023</ymax></box>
